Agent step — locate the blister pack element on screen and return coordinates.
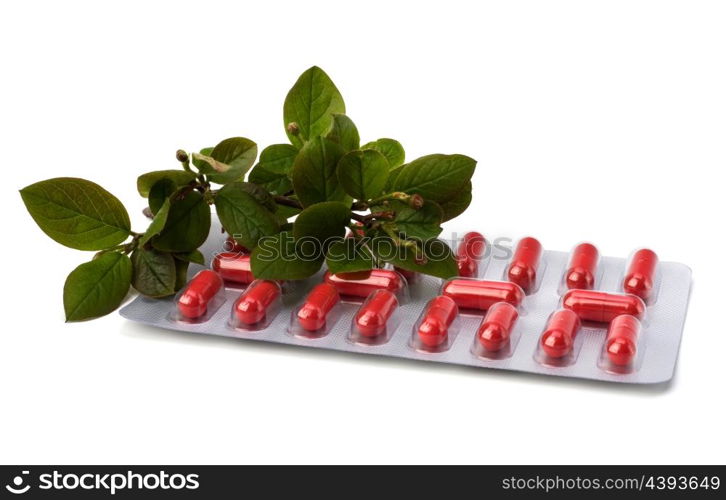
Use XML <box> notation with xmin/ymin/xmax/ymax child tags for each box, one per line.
<box><xmin>120</xmin><ymin>222</ymin><xmax>692</xmax><ymax>384</ymax></box>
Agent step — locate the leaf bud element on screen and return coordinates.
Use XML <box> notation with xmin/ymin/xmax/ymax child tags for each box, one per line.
<box><xmin>286</xmin><ymin>122</ymin><xmax>300</xmax><ymax>136</ymax></box>
<box><xmin>409</xmin><ymin>194</ymin><xmax>424</xmax><ymax>210</ymax></box>
<box><xmin>176</xmin><ymin>149</ymin><xmax>189</xmax><ymax>163</ymax></box>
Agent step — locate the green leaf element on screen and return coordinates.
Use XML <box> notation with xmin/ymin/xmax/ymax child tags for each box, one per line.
<box><xmin>136</xmin><ymin>170</ymin><xmax>196</xmax><ymax>197</ymax></box>
<box><xmin>248</xmin><ymin>143</ymin><xmax>297</xmax><ymax>195</ymax></box>
<box><xmin>283</xmin><ymin>66</ymin><xmax>346</xmax><ymax>148</ymax></box>
<box><xmin>215</xmin><ymin>182</ymin><xmax>280</xmax><ymax>249</ymax></box>
<box><xmin>361</xmin><ymin>138</ymin><xmax>405</xmax><ymax>168</ymax></box>
<box><xmin>138</xmin><ymin>198</ymin><xmax>170</xmax><ymax>246</ymax></box>
<box><xmin>248</xmin><ymin>165</ymin><xmax>293</xmax><ymax>196</ymax></box>
<box><xmin>256</xmin><ymin>144</ymin><xmax>298</xmax><ymax>175</ymax></box>
<box><xmin>152</xmin><ymin>190</ymin><xmax>211</xmax><ymax>252</ymax></box>
<box><xmin>20</xmin><ymin>177</ymin><xmax>131</xmax><ymax>251</ymax></box>
<box><xmin>173</xmin><ymin>249</ymin><xmax>205</xmax><ymax>265</ymax></box>
<box><xmin>173</xmin><ymin>257</ymin><xmax>190</xmax><ymax>291</ymax></box>
<box><xmin>392</xmin><ymin>154</ymin><xmax>476</xmax><ymax>203</ymax></box>
<box><xmin>439</xmin><ymin>180</ymin><xmax>472</xmax><ymax>222</ymax></box>
<box><xmin>326</xmin><ymin>114</ymin><xmax>360</xmax><ymax>152</ymax></box>
<box><xmin>325</xmin><ymin>239</ymin><xmax>374</xmax><ymax>274</ymax></box>
<box><xmin>191</xmin><ymin>147</ymin><xmax>214</xmax><ymax>170</ymax></box>
<box><xmin>385</xmin><ymin>165</ymin><xmax>403</xmax><ymax>192</ymax></box>
<box><xmin>248</xmin><ymin>171</ymin><xmax>289</xmax><ymax>198</ymax></box>
<box><xmin>292</xmin><ymin>201</ymin><xmax>349</xmax><ymax>245</ymax></box>
<box><xmin>63</xmin><ymin>252</ymin><xmax>132</xmax><ymax>321</ymax></box>
<box><xmin>242</xmin><ymin>182</ymin><xmax>277</xmax><ymax>212</ymax></box>
<box><xmin>371</xmin><ymin>236</ymin><xmax>458</xmax><ymax>279</ymax></box>
<box><xmin>291</xmin><ymin>137</ymin><xmax>348</xmax><ymax>207</ymax></box>
<box><xmin>194</xmin><ymin>137</ymin><xmax>258</xmax><ymax>184</ymax></box>
<box><xmin>275</xmin><ymin>202</ymin><xmax>302</xmax><ymax>220</ymax></box>
<box><xmin>251</xmin><ymin>231</ymin><xmax>324</xmax><ymax>280</ymax></box>
<box><xmin>337</xmin><ymin>149</ymin><xmax>389</xmax><ymax>201</ymax></box>
<box><xmin>391</xmin><ymin>201</ymin><xmax>443</xmax><ymax>240</ymax></box>
<box><xmin>130</xmin><ymin>248</ymin><xmax>176</xmax><ymax>297</ymax></box>
<box><xmin>148</xmin><ymin>178</ymin><xmax>175</xmax><ymax>215</ymax></box>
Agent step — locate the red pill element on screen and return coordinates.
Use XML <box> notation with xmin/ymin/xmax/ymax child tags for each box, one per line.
<box><xmin>623</xmin><ymin>248</ymin><xmax>658</xmax><ymax>301</ymax></box>
<box><xmin>212</xmin><ymin>252</ymin><xmax>255</xmax><ymax>285</ymax></box>
<box><xmin>296</xmin><ymin>283</ymin><xmax>340</xmax><ymax>332</ymax></box>
<box><xmin>507</xmin><ymin>237</ymin><xmax>542</xmax><ymax>294</ymax></box>
<box><xmin>540</xmin><ymin>309</ymin><xmax>581</xmax><ymax>358</ymax></box>
<box><xmin>456</xmin><ymin>232</ymin><xmax>486</xmax><ymax>278</ymax></box>
<box><xmin>233</xmin><ymin>280</ymin><xmax>281</xmax><ymax>326</ymax></box>
<box><xmin>606</xmin><ymin>315</ymin><xmax>641</xmax><ymax>366</ymax></box>
<box><xmin>324</xmin><ymin>269</ymin><xmax>403</xmax><ymax>298</ymax></box>
<box><xmin>563</xmin><ymin>289</ymin><xmax>645</xmax><ymax>323</ymax></box>
<box><xmin>354</xmin><ymin>289</ymin><xmax>399</xmax><ymax>338</ymax></box>
<box><xmin>477</xmin><ymin>302</ymin><xmax>519</xmax><ymax>352</ymax></box>
<box><xmin>417</xmin><ymin>296</ymin><xmax>459</xmax><ymax>348</ymax></box>
<box><xmin>565</xmin><ymin>242</ymin><xmax>599</xmax><ymax>290</ymax></box>
<box><xmin>177</xmin><ymin>270</ymin><xmax>223</xmax><ymax>319</ymax></box>
<box><xmin>442</xmin><ymin>279</ymin><xmax>524</xmax><ymax>311</ymax></box>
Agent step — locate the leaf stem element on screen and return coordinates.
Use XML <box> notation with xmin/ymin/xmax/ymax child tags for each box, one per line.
<box><xmin>351</xmin><ymin>211</ymin><xmax>394</xmax><ymax>225</ymax></box>
<box><xmin>369</xmin><ymin>191</ymin><xmax>411</xmax><ymax>206</ymax></box>
<box><xmin>381</xmin><ymin>224</ymin><xmax>418</xmax><ymax>250</ymax></box>
<box><xmin>274</xmin><ymin>195</ymin><xmax>303</xmax><ymax>210</ymax></box>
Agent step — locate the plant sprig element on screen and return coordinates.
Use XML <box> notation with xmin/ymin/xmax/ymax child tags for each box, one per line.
<box><xmin>20</xmin><ymin>66</ymin><xmax>477</xmax><ymax>321</ymax></box>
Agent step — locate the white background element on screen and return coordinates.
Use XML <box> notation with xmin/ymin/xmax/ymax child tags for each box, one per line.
<box><xmin>1</xmin><ymin>1</ymin><xmax>724</xmax><ymax>464</ymax></box>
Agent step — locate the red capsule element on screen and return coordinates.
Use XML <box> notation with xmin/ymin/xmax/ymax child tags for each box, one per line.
<box><xmin>565</xmin><ymin>243</ymin><xmax>599</xmax><ymax>290</ymax></box>
<box><xmin>540</xmin><ymin>309</ymin><xmax>581</xmax><ymax>358</ymax></box>
<box><xmin>354</xmin><ymin>289</ymin><xmax>399</xmax><ymax>338</ymax></box>
<box><xmin>606</xmin><ymin>315</ymin><xmax>641</xmax><ymax>366</ymax></box>
<box><xmin>442</xmin><ymin>279</ymin><xmax>524</xmax><ymax>311</ymax></box>
<box><xmin>563</xmin><ymin>289</ymin><xmax>646</xmax><ymax>323</ymax></box>
<box><xmin>507</xmin><ymin>237</ymin><xmax>542</xmax><ymax>294</ymax></box>
<box><xmin>336</xmin><ymin>270</ymin><xmax>373</xmax><ymax>281</ymax></box>
<box><xmin>233</xmin><ymin>280</ymin><xmax>281</xmax><ymax>326</ymax></box>
<box><xmin>324</xmin><ymin>269</ymin><xmax>403</xmax><ymax>298</ymax></box>
<box><xmin>177</xmin><ymin>270</ymin><xmax>223</xmax><ymax>319</ymax></box>
<box><xmin>623</xmin><ymin>248</ymin><xmax>658</xmax><ymax>301</ymax></box>
<box><xmin>477</xmin><ymin>302</ymin><xmax>519</xmax><ymax>352</ymax></box>
<box><xmin>212</xmin><ymin>252</ymin><xmax>255</xmax><ymax>285</ymax></box>
<box><xmin>417</xmin><ymin>296</ymin><xmax>458</xmax><ymax>348</ymax></box>
<box><xmin>296</xmin><ymin>283</ymin><xmax>340</xmax><ymax>332</ymax></box>
<box><xmin>456</xmin><ymin>232</ymin><xmax>486</xmax><ymax>278</ymax></box>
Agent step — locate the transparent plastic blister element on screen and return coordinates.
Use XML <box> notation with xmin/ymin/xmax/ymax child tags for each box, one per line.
<box><xmin>120</xmin><ymin>220</ymin><xmax>693</xmax><ymax>385</ymax></box>
<box><xmin>470</xmin><ymin>302</ymin><xmax>522</xmax><ymax>360</ymax></box>
<box><xmin>504</xmin><ymin>236</ymin><xmax>547</xmax><ymax>295</ymax></box>
<box><xmin>287</xmin><ymin>283</ymin><xmax>345</xmax><ymax>340</ymax></box>
<box><xmin>228</xmin><ymin>279</ymin><xmax>282</xmax><ymax>332</ymax></box>
<box><xmin>618</xmin><ymin>248</ymin><xmax>663</xmax><ymax>306</ymax></box>
<box><xmin>323</xmin><ymin>269</ymin><xmax>410</xmax><ymax>304</ymax></box>
<box><xmin>409</xmin><ymin>296</ymin><xmax>461</xmax><ymax>354</ymax></box>
<box><xmin>597</xmin><ymin>315</ymin><xmax>646</xmax><ymax>375</ymax></box>
<box><xmin>557</xmin><ymin>242</ymin><xmax>605</xmax><ymax>295</ymax></box>
<box><xmin>534</xmin><ymin>309</ymin><xmax>585</xmax><ymax>368</ymax></box>
<box><xmin>347</xmin><ymin>289</ymin><xmax>402</xmax><ymax>346</ymax></box>
<box><xmin>212</xmin><ymin>251</ymin><xmax>255</xmax><ymax>289</ymax></box>
<box><xmin>440</xmin><ymin>277</ymin><xmax>527</xmax><ymax>315</ymax></box>
<box><xmin>169</xmin><ymin>270</ymin><xmax>226</xmax><ymax>324</ymax></box>
<box><xmin>454</xmin><ymin>231</ymin><xmax>491</xmax><ymax>279</ymax></box>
